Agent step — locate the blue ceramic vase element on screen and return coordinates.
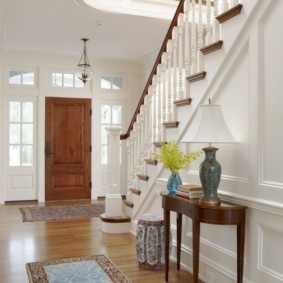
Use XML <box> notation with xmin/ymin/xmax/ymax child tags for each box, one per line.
<box><xmin>199</xmin><ymin>147</ymin><xmax>221</xmax><ymax>200</ymax></box>
<box><xmin>167</xmin><ymin>172</ymin><xmax>182</xmax><ymax>195</ymax></box>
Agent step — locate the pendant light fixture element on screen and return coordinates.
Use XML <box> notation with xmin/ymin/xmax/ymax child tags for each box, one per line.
<box><xmin>76</xmin><ymin>38</ymin><xmax>93</xmax><ymax>84</ymax></box>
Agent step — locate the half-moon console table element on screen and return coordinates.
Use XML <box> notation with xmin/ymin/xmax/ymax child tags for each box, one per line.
<box><xmin>161</xmin><ymin>192</ymin><xmax>247</xmax><ymax>283</ymax></box>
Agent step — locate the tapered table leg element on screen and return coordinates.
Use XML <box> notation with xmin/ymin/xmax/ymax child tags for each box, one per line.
<box><xmin>176</xmin><ymin>213</ymin><xmax>182</xmax><ymax>270</ymax></box>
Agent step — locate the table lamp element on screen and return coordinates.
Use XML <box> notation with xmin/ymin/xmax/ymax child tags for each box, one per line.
<box><xmin>182</xmin><ymin>99</ymin><xmax>236</xmax><ymax>205</ymax></box>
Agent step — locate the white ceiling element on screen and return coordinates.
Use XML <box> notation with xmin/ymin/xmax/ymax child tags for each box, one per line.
<box><xmin>0</xmin><ymin>0</ymin><xmax>178</xmax><ymax>61</ymax></box>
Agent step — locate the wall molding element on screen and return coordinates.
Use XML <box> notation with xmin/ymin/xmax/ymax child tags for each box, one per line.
<box><xmin>258</xmin><ymin>224</ymin><xmax>283</xmax><ymax>281</ymax></box>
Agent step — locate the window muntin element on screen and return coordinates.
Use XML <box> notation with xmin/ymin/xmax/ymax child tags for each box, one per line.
<box><xmin>9</xmin><ymin>101</ymin><xmax>34</xmax><ymax>166</ymax></box>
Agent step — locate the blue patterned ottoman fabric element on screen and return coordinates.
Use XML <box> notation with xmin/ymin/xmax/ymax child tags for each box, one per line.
<box><xmin>136</xmin><ymin>214</ymin><xmax>171</xmax><ymax>270</ymax></box>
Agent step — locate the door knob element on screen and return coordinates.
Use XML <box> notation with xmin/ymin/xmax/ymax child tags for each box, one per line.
<box><xmin>45</xmin><ymin>143</ymin><xmax>53</xmax><ymax>156</ymax></box>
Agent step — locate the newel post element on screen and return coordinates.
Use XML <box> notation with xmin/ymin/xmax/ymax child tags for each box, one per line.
<box><xmin>100</xmin><ymin>126</ymin><xmax>130</xmax><ymax>233</ymax></box>
<box><xmin>106</xmin><ymin>126</ymin><xmax>121</xmax><ymax>202</ymax></box>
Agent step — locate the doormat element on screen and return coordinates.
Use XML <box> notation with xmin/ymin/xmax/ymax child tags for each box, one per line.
<box><xmin>26</xmin><ymin>254</ymin><xmax>132</xmax><ymax>283</ymax></box>
<box><xmin>19</xmin><ymin>203</ymin><xmax>105</xmax><ymax>222</ymax></box>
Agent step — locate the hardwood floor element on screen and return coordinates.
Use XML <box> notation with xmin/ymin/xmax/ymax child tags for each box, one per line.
<box><xmin>0</xmin><ymin>200</ymin><xmax>200</xmax><ymax>283</ymax></box>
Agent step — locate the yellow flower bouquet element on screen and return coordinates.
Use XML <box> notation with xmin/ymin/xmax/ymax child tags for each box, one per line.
<box><xmin>153</xmin><ymin>140</ymin><xmax>202</xmax><ymax>195</ymax></box>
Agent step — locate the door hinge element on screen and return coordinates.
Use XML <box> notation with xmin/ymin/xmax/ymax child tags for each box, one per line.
<box><xmin>90</xmin><ymin>182</ymin><xmax>92</xmax><ymax>189</ymax></box>
<box><xmin>90</xmin><ymin>145</ymin><xmax>92</xmax><ymax>152</ymax></box>
<box><xmin>90</xmin><ymin>109</ymin><xmax>92</xmax><ymax>115</ymax></box>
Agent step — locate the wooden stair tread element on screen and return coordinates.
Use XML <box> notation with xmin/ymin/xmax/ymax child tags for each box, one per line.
<box><xmin>145</xmin><ymin>159</ymin><xmax>158</xmax><ymax>165</ymax></box>
<box><xmin>130</xmin><ymin>188</ymin><xmax>141</xmax><ymax>195</ymax></box>
<box><xmin>124</xmin><ymin>200</ymin><xmax>134</xmax><ymax>208</ymax></box>
<box><xmin>100</xmin><ymin>213</ymin><xmax>131</xmax><ymax>223</ymax></box>
<box><xmin>153</xmin><ymin>141</ymin><xmax>167</xmax><ymax>148</ymax></box>
<box><xmin>216</xmin><ymin>4</ymin><xmax>243</xmax><ymax>23</ymax></box>
<box><xmin>187</xmin><ymin>71</ymin><xmax>207</xmax><ymax>83</ymax></box>
<box><xmin>137</xmin><ymin>174</ymin><xmax>149</xmax><ymax>181</ymax></box>
<box><xmin>163</xmin><ymin>121</ymin><xmax>179</xmax><ymax>128</ymax></box>
<box><xmin>200</xmin><ymin>40</ymin><xmax>223</xmax><ymax>55</ymax></box>
<box><xmin>174</xmin><ymin>98</ymin><xmax>192</xmax><ymax>107</ymax></box>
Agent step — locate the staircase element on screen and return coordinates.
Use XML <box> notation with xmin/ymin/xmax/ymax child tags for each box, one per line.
<box><xmin>119</xmin><ymin>0</ymin><xmax>251</xmax><ymax>231</ymax></box>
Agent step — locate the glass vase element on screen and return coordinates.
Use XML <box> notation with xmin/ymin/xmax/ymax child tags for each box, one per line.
<box><xmin>167</xmin><ymin>172</ymin><xmax>182</xmax><ymax>195</ymax></box>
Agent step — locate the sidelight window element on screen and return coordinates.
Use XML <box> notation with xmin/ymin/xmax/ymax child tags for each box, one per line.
<box><xmin>101</xmin><ymin>104</ymin><xmax>122</xmax><ymax>165</ymax></box>
<box><xmin>9</xmin><ymin>101</ymin><xmax>34</xmax><ymax>166</ymax></box>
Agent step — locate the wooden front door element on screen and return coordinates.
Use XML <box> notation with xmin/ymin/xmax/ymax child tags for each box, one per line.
<box><xmin>45</xmin><ymin>97</ymin><xmax>91</xmax><ymax>200</ymax></box>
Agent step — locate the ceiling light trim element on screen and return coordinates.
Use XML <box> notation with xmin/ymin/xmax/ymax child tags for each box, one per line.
<box><xmin>82</xmin><ymin>0</ymin><xmax>178</xmax><ymax>20</ymax></box>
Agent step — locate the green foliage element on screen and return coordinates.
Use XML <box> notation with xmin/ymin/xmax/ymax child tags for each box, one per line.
<box><xmin>153</xmin><ymin>140</ymin><xmax>202</xmax><ymax>175</ymax></box>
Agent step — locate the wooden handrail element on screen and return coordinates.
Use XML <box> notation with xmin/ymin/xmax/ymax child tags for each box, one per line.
<box><xmin>120</xmin><ymin>0</ymin><xmax>185</xmax><ymax>140</ymax></box>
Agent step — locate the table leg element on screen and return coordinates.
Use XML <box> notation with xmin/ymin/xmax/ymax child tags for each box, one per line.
<box><xmin>176</xmin><ymin>213</ymin><xmax>182</xmax><ymax>270</ymax></box>
<box><xmin>237</xmin><ymin>220</ymin><xmax>246</xmax><ymax>283</ymax></box>
<box><xmin>192</xmin><ymin>220</ymin><xmax>200</xmax><ymax>283</ymax></box>
<box><xmin>164</xmin><ymin>210</ymin><xmax>170</xmax><ymax>282</ymax></box>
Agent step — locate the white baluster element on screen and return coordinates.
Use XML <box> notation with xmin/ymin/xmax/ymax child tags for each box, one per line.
<box><xmin>132</xmin><ymin>124</ymin><xmax>138</xmax><ymax>188</ymax></box>
<box><xmin>172</xmin><ymin>27</ymin><xmax>178</xmax><ymax>103</ymax></box>
<box><xmin>190</xmin><ymin>0</ymin><xmax>197</xmax><ymax>74</ymax></box>
<box><xmin>144</xmin><ymin>94</ymin><xmax>149</xmax><ymax>162</ymax></box>
<box><xmin>126</xmin><ymin>132</ymin><xmax>134</xmax><ymax>204</ymax></box>
<box><xmin>139</xmin><ymin>106</ymin><xmax>145</xmax><ymax>175</ymax></box>
<box><xmin>221</xmin><ymin>0</ymin><xmax>230</xmax><ymax>13</ymax></box>
<box><xmin>184</xmin><ymin>0</ymin><xmax>191</xmax><ymax>77</ymax></box>
<box><xmin>126</xmin><ymin>138</ymin><xmax>131</xmax><ymax>189</ymax></box>
<box><xmin>177</xmin><ymin>13</ymin><xmax>185</xmax><ymax>100</ymax></box>
<box><xmin>129</xmin><ymin>132</ymin><xmax>134</xmax><ymax>189</ymax></box>
<box><xmin>197</xmin><ymin>0</ymin><xmax>204</xmax><ymax>72</ymax></box>
<box><xmin>152</xmin><ymin>75</ymin><xmax>157</xmax><ymax>143</ymax></box>
<box><xmin>212</xmin><ymin>0</ymin><xmax>220</xmax><ymax>42</ymax></box>
<box><xmin>161</xmin><ymin>53</ymin><xmax>167</xmax><ymax>136</ymax></box>
<box><xmin>166</xmin><ymin>40</ymin><xmax>173</xmax><ymax>122</ymax></box>
<box><xmin>206</xmin><ymin>0</ymin><xmax>212</xmax><ymax>45</ymax></box>
<box><xmin>136</xmin><ymin>113</ymin><xmax>141</xmax><ymax>175</ymax></box>
<box><xmin>230</xmin><ymin>0</ymin><xmax>239</xmax><ymax>8</ymax></box>
<box><xmin>156</xmin><ymin>64</ymin><xmax>162</xmax><ymax>142</ymax></box>
<box><xmin>147</xmin><ymin>86</ymin><xmax>154</xmax><ymax>158</ymax></box>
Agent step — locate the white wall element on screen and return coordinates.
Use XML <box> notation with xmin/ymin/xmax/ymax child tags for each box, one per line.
<box><xmin>0</xmin><ymin>51</ymin><xmax>143</xmax><ymax>203</ymax></box>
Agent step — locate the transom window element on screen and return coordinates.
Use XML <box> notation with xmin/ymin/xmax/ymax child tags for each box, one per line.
<box><xmin>101</xmin><ymin>76</ymin><xmax>123</xmax><ymax>90</ymax></box>
<box><xmin>9</xmin><ymin>101</ymin><xmax>34</xmax><ymax>166</ymax></box>
<box><xmin>9</xmin><ymin>71</ymin><xmax>35</xmax><ymax>86</ymax></box>
<box><xmin>52</xmin><ymin>72</ymin><xmax>84</xmax><ymax>88</ymax></box>
<box><xmin>101</xmin><ymin>104</ymin><xmax>122</xmax><ymax>165</ymax></box>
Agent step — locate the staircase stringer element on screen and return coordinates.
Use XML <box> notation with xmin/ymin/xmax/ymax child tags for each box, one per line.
<box><xmin>128</xmin><ymin>0</ymin><xmax>258</xmax><ymax>225</ymax></box>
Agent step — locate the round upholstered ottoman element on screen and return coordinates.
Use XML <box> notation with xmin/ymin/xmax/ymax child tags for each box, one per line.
<box><xmin>136</xmin><ymin>214</ymin><xmax>171</xmax><ymax>270</ymax></box>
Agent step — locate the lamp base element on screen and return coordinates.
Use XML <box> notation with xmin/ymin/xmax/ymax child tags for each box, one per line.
<box><xmin>200</xmin><ymin>197</ymin><xmax>221</xmax><ymax>206</ymax></box>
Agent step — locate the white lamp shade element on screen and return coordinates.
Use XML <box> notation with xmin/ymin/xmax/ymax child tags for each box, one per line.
<box><xmin>184</xmin><ymin>104</ymin><xmax>236</xmax><ymax>143</ymax></box>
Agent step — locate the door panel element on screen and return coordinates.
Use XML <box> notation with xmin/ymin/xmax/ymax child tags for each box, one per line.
<box><xmin>45</xmin><ymin>97</ymin><xmax>91</xmax><ymax>200</ymax></box>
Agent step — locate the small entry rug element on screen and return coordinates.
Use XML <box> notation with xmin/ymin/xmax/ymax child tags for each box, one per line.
<box><xmin>26</xmin><ymin>254</ymin><xmax>132</xmax><ymax>283</ymax></box>
<box><xmin>19</xmin><ymin>203</ymin><xmax>105</xmax><ymax>222</ymax></box>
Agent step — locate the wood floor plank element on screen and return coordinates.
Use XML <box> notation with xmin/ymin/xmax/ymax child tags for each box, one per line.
<box><xmin>0</xmin><ymin>200</ymin><xmax>202</xmax><ymax>283</ymax></box>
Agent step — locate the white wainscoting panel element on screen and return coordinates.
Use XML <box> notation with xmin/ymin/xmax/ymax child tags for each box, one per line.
<box><xmin>258</xmin><ymin>225</ymin><xmax>283</xmax><ymax>282</ymax></box>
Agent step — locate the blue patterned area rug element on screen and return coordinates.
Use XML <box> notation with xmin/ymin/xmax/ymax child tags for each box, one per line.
<box><xmin>26</xmin><ymin>254</ymin><xmax>132</xmax><ymax>283</ymax></box>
